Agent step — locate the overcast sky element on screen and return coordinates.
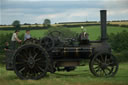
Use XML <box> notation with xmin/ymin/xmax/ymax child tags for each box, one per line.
<box><xmin>0</xmin><ymin>0</ymin><xmax>128</xmax><ymax>25</ymax></box>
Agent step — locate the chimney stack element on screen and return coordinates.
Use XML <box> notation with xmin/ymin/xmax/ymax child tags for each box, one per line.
<box><xmin>100</xmin><ymin>10</ymin><xmax>107</xmax><ymax>41</ymax></box>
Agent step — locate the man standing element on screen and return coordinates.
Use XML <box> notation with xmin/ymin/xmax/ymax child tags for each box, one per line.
<box><xmin>11</xmin><ymin>30</ymin><xmax>22</xmax><ymax>50</ymax></box>
<box><xmin>24</xmin><ymin>30</ymin><xmax>31</xmax><ymax>41</ymax></box>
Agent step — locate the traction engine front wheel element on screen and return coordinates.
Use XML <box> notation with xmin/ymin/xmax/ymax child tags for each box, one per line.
<box><xmin>89</xmin><ymin>52</ymin><xmax>119</xmax><ymax>77</ymax></box>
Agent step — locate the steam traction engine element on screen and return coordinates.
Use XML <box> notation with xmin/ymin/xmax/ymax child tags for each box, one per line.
<box><xmin>6</xmin><ymin>10</ymin><xmax>118</xmax><ymax>80</ymax></box>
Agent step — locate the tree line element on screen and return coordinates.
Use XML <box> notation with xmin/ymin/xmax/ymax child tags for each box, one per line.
<box><xmin>12</xmin><ymin>19</ymin><xmax>51</xmax><ymax>28</ymax></box>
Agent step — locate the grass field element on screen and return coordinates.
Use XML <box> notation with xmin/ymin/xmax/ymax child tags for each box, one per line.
<box><xmin>0</xmin><ymin>62</ymin><xmax>128</xmax><ymax>85</ymax></box>
<box><xmin>0</xmin><ymin>26</ymin><xmax>128</xmax><ymax>40</ymax></box>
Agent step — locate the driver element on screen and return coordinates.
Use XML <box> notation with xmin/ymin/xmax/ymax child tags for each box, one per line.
<box><xmin>80</xmin><ymin>26</ymin><xmax>88</xmax><ymax>40</ymax></box>
<box><xmin>24</xmin><ymin>30</ymin><xmax>31</xmax><ymax>41</ymax></box>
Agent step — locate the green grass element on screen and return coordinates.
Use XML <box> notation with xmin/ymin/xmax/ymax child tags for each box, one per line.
<box><xmin>0</xmin><ymin>62</ymin><xmax>128</xmax><ymax>85</ymax></box>
<box><xmin>0</xmin><ymin>26</ymin><xmax>128</xmax><ymax>40</ymax></box>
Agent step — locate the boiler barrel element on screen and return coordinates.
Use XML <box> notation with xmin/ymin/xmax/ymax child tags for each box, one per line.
<box><xmin>52</xmin><ymin>47</ymin><xmax>93</xmax><ymax>59</ymax></box>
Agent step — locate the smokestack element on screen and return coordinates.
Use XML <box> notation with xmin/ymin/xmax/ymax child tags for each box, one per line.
<box><xmin>100</xmin><ymin>10</ymin><xmax>107</xmax><ymax>41</ymax></box>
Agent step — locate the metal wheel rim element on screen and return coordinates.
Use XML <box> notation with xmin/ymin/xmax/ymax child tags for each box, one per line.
<box><xmin>13</xmin><ymin>44</ymin><xmax>49</xmax><ymax>80</ymax></box>
<box><xmin>90</xmin><ymin>53</ymin><xmax>118</xmax><ymax>77</ymax></box>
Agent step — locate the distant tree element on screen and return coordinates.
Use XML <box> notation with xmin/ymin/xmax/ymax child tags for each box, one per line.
<box><xmin>35</xmin><ymin>23</ymin><xmax>38</xmax><ymax>27</ymax></box>
<box><xmin>29</xmin><ymin>25</ymin><xmax>31</xmax><ymax>28</ymax></box>
<box><xmin>43</xmin><ymin>19</ymin><xmax>51</xmax><ymax>28</ymax></box>
<box><xmin>12</xmin><ymin>20</ymin><xmax>20</xmax><ymax>28</ymax></box>
<box><xmin>24</xmin><ymin>23</ymin><xmax>30</xmax><ymax>25</ymax></box>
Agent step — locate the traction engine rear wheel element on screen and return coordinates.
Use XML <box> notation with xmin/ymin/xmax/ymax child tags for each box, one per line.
<box><xmin>89</xmin><ymin>52</ymin><xmax>119</xmax><ymax>77</ymax></box>
<box><xmin>13</xmin><ymin>44</ymin><xmax>49</xmax><ymax>80</ymax></box>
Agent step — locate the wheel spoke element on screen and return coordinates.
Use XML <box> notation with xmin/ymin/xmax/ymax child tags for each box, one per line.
<box><xmin>94</xmin><ymin>66</ymin><xmax>99</xmax><ymax>69</ymax></box>
<box><xmin>29</xmin><ymin>50</ymin><xmax>32</xmax><ymax>57</ymax></box>
<box><xmin>100</xmin><ymin>55</ymin><xmax>104</xmax><ymax>62</ymax></box>
<box><xmin>21</xmin><ymin>51</ymin><xmax>29</xmax><ymax>59</ymax></box>
<box><xmin>106</xmin><ymin>67</ymin><xmax>111</xmax><ymax>72</ymax></box>
<box><xmin>107</xmin><ymin>62</ymin><xmax>116</xmax><ymax>67</ymax></box>
<box><xmin>102</xmin><ymin>69</ymin><xmax>107</xmax><ymax>76</ymax></box>
<box><xmin>38</xmin><ymin>66</ymin><xmax>45</xmax><ymax>72</ymax></box>
<box><xmin>93</xmin><ymin>60</ymin><xmax>100</xmax><ymax>65</ymax></box>
<box><xmin>95</xmin><ymin>67</ymin><xmax>100</xmax><ymax>73</ymax></box>
<box><xmin>36</xmin><ymin>61</ymin><xmax>47</xmax><ymax>66</ymax></box>
<box><xmin>99</xmin><ymin>68</ymin><xmax>103</xmax><ymax>76</ymax></box>
<box><xmin>19</xmin><ymin>67</ymin><xmax>25</xmax><ymax>73</ymax></box>
<box><xmin>95</xmin><ymin>58</ymin><xmax>101</xmax><ymax>64</ymax></box>
<box><xmin>18</xmin><ymin>53</ymin><xmax>28</xmax><ymax>60</ymax></box>
<box><xmin>105</xmin><ymin>55</ymin><xmax>107</xmax><ymax>63</ymax></box>
<box><xmin>17</xmin><ymin>64</ymin><xmax>26</xmax><ymax>71</ymax></box>
<box><xmin>16</xmin><ymin>61</ymin><xmax>26</xmax><ymax>65</ymax></box>
<box><xmin>23</xmin><ymin>49</ymin><xmax>29</xmax><ymax>56</ymax></box>
<box><xmin>35</xmin><ymin>58</ymin><xmax>41</xmax><ymax>62</ymax></box>
<box><xmin>16</xmin><ymin>56</ymin><xmax>27</xmax><ymax>62</ymax></box>
<box><xmin>33</xmin><ymin>52</ymin><xmax>39</xmax><ymax>59</ymax></box>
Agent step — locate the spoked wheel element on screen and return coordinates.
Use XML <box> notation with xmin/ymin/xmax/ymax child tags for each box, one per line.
<box><xmin>49</xmin><ymin>31</ymin><xmax>63</xmax><ymax>38</ymax></box>
<box><xmin>40</xmin><ymin>36</ymin><xmax>54</xmax><ymax>51</ymax></box>
<box><xmin>13</xmin><ymin>44</ymin><xmax>49</xmax><ymax>80</ymax></box>
<box><xmin>89</xmin><ymin>52</ymin><xmax>119</xmax><ymax>77</ymax></box>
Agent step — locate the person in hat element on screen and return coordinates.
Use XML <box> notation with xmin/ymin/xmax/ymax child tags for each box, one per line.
<box><xmin>11</xmin><ymin>30</ymin><xmax>22</xmax><ymax>50</ymax></box>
